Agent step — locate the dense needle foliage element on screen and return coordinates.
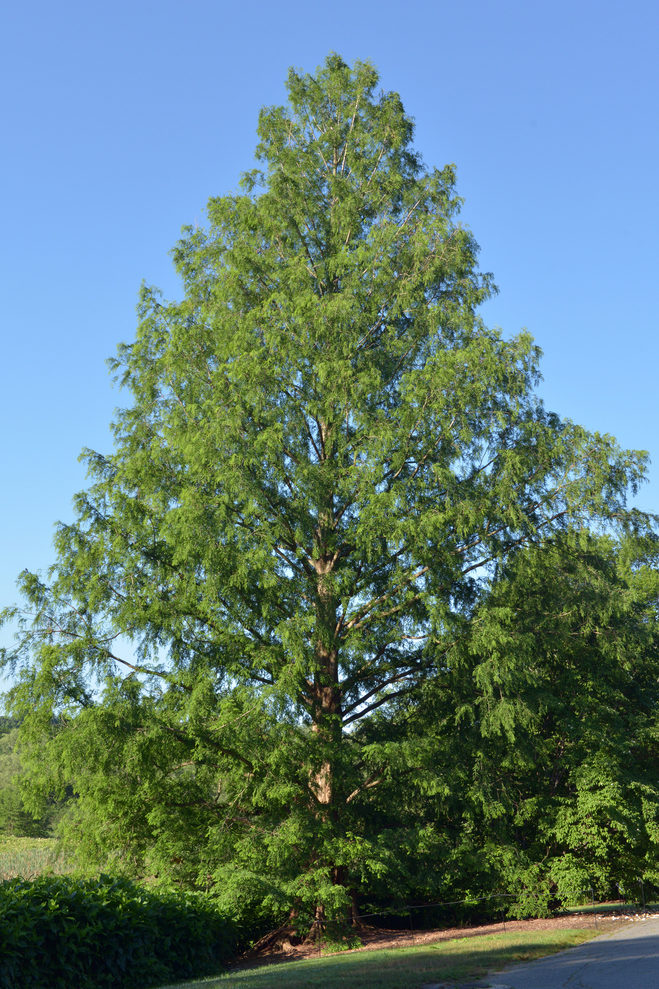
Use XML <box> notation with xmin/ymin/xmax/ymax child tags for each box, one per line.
<box><xmin>381</xmin><ymin>530</ymin><xmax>659</xmax><ymax>917</ymax></box>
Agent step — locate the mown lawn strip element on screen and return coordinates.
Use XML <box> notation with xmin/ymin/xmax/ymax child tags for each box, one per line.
<box><xmin>158</xmin><ymin>926</ymin><xmax>599</xmax><ymax>989</ymax></box>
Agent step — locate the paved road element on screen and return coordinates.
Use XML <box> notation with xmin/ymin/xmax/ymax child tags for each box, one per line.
<box><xmin>486</xmin><ymin>917</ymin><xmax>659</xmax><ymax>988</ymax></box>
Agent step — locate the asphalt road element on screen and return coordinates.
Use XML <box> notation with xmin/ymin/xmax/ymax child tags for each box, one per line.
<box><xmin>486</xmin><ymin>917</ymin><xmax>659</xmax><ymax>988</ymax></box>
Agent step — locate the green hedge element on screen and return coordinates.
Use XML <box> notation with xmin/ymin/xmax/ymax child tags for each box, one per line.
<box><xmin>0</xmin><ymin>875</ymin><xmax>237</xmax><ymax>988</ymax></box>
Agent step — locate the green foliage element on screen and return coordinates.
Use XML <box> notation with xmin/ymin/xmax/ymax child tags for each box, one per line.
<box><xmin>0</xmin><ymin>719</ymin><xmax>65</xmax><ymax>837</ymax></box>
<box><xmin>0</xmin><ymin>875</ymin><xmax>237</xmax><ymax>989</ymax></box>
<box><xmin>0</xmin><ymin>54</ymin><xmax>654</xmax><ymax>930</ymax></box>
<box><xmin>396</xmin><ymin>529</ymin><xmax>659</xmax><ymax>914</ymax></box>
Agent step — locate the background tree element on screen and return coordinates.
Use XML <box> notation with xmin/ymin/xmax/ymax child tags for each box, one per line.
<box><xmin>384</xmin><ymin>530</ymin><xmax>659</xmax><ymax>917</ymax></box>
<box><xmin>0</xmin><ymin>718</ymin><xmax>59</xmax><ymax>837</ymax></box>
<box><xmin>1</xmin><ymin>55</ymin><xmax>649</xmax><ymax>930</ymax></box>
<box><xmin>469</xmin><ymin>530</ymin><xmax>659</xmax><ymax>910</ymax></box>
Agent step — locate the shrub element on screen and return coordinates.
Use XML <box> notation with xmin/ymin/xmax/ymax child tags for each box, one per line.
<box><xmin>0</xmin><ymin>875</ymin><xmax>237</xmax><ymax>988</ymax></box>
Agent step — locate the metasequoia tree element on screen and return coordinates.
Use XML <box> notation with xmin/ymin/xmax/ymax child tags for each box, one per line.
<box><xmin>1</xmin><ymin>55</ymin><xmax>646</xmax><ymax>926</ymax></box>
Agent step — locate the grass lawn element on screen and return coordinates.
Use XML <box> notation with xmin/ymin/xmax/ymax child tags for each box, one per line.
<box><xmin>157</xmin><ymin>927</ymin><xmax>599</xmax><ymax>989</ymax></box>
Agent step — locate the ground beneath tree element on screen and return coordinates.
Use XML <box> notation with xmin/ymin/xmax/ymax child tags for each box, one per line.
<box><xmin>235</xmin><ymin>909</ymin><xmax>640</xmax><ymax>970</ymax></box>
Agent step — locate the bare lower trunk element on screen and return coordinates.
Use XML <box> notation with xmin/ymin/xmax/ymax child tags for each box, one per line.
<box><xmin>310</xmin><ymin>658</ymin><xmax>345</xmax><ymax>929</ymax></box>
<box><xmin>311</xmin><ymin>684</ymin><xmax>339</xmax><ymax>807</ymax></box>
<box><xmin>350</xmin><ymin>889</ymin><xmax>361</xmax><ymax>927</ymax></box>
<box><xmin>309</xmin><ymin>470</ymin><xmax>346</xmax><ymax>929</ymax></box>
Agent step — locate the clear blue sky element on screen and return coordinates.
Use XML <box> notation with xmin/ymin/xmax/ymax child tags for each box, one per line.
<box><xmin>2</xmin><ymin>0</ymin><xmax>658</xmax><ymax>658</ymax></box>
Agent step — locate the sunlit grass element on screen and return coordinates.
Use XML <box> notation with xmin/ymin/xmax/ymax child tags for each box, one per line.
<box><xmin>158</xmin><ymin>927</ymin><xmax>599</xmax><ymax>989</ymax></box>
<box><xmin>0</xmin><ymin>836</ymin><xmax>70</xmax><ymax>880</ymax></box>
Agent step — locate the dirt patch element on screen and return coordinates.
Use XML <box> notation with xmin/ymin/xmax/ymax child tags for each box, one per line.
<box><xmin>234</xmin><ymin>911</ymin><xmax>633</xmax><ymax>970</ymax></box>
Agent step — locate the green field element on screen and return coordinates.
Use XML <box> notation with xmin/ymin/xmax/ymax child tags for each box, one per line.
<box><xmin>158</xmin><ymin>927</ymin><xmax>600</xmax><ymax>989</ymax></box>
<box><xmin>0</xmin><ymin>836</ymin><xmax>69</xmax><ymax>880</ymax></box>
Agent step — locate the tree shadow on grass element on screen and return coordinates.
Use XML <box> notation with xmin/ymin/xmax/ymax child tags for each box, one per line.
<box><xmin>161</xmin><ymin>930</ymin><xmax>599</xmax><ymax>989</ymax></box>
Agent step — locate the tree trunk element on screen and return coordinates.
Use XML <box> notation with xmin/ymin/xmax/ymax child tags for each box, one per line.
<box><xmin>350</xmin><ymin>889</ymin><xmax>361</xmax><ymax>928</ymax></box>
<box><xmin>309</xmin><ymin>509</ymin><xmax>346</xmax><ymax>925</ymax></box>
<box><xmin>307</xmin><ymin>417</ymin><xmax>349</xmax><ymax>928</ymax></box>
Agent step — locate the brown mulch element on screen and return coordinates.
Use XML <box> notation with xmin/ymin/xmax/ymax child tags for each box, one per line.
<box><xmin>234</xmin><ymin>911</ymin><xmax>631</xmax><ymax>970</ymax></box>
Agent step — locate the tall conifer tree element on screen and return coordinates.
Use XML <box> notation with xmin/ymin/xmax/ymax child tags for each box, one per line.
<box><xmin>1</xmin><ymin>55</ymin><xmax>646</xmax><ymax>926</ymax></box>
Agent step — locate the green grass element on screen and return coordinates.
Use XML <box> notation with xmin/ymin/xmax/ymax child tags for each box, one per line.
<box><xmin>0</xmin><ymin>835</ymin><xmax>70</xmax><ymax>880</ymax></box>
<box><xmin>157</xmin><ymin>927</ymin><xmax>599</xmax><ymax>989</ymax></box>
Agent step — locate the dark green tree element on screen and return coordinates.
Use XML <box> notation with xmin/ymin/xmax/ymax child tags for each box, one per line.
<box><xmin>394</xmin><ymin>530</ymin><xmax>659</xmax><ymax>916</ymax></box>
<box><xmin>470</xmin><ymin>530</ymin><xmax>659</xmax><ymax>909</ymax></box>
<box><xmin>1</xmin><ymin>56</ymin><xmax>648</xmax><ymax>928</ymax></box>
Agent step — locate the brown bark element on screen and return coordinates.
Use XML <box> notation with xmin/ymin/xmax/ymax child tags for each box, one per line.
<box><xmin>310</xmin><ymin>494</ymin><xmax>342</xmax><ymax>811</ymax></box>
<box><xmin>350</xmin><ymin>889</ymin><xmax>362</xmax><ymax>927</ymax></box>
<box><xmin>307</xmin><ymin>417</ymin><xmax>350</xmax><ymax>926</ymax></box>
